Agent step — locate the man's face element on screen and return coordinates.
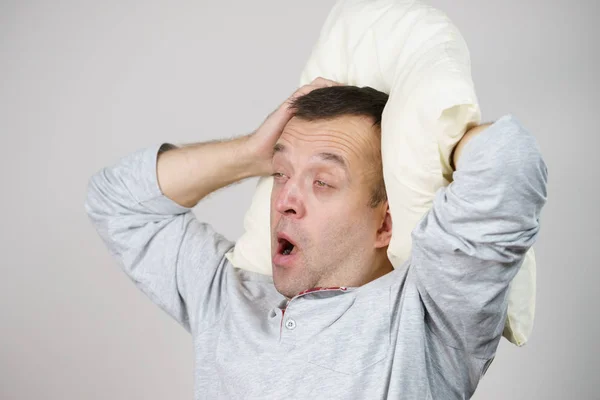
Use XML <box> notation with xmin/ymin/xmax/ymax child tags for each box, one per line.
<box><xmin>270</xmin><ymin>115</ymin><xmax>387</xmax><ymax>299</ymax></box>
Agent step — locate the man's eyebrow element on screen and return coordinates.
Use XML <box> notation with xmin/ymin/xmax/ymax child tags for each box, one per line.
<box><xmin>273</xmin><ymin>142</ymin><xmax>349</xmax><ymax>174</ymax></box>
<box><xmin>314</xmin><ymin>152</ymin><xmax>349</xmax><ymax>174</ymax></box>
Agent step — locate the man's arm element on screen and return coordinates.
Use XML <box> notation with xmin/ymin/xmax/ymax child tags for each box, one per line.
<box><xmin>84</xmin><ymin>77</ymin><xmax>340</xmax><ymax>334</ymax></box>
<box><xmin>84</xmin><ymin>140</ymin><xmax>251</xmax><ymax>334</ymax></box>
<box><xmin>410</xmin><ymin>115</ymin><xmax>548</xmax><ymax>359</ymax></box>
<box><xmin>155</xmin><ymin>76</ymin><xmax>342</xmax><ymax>208</ymax></box>
<box><xmin>156</xmin><ymin>136</ymin><xmax>264</xmax><ymax>208</ymax></box>
<box><xmin>451</xmin><ymin>122</ymin><xmax>493</xmax><ymax>171</ymax></box>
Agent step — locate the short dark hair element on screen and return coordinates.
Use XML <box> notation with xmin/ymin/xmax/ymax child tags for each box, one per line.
<box><xmin>289</xmin><ymin>85</ymin><xmax>389</xmax><ymax>208</ymax></box>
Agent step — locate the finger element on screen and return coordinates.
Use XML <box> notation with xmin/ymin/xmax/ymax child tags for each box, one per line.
<box><xmin>281</xmin><ymin>78</ymin><xmax>344</xmax><ymax>113</ymax></box>
<box><xmin>283</xmin><ymin>87</ymin><xmax>312</xmax><ymax>107</ymax></box>
<box><xmin>281</xmin><ymin>86</ymin><xmax>321</xmax><ymax>114</ymax></box>
<box><xmin>288</xmin><ymin>82</ymin><xmax>327</xmax><ymax>101</ymax></box>
<box><xmin>263</xmin><ymin>102</ymin><xmax>295</xmax><ymax>132</ymax></box>
<box><xmin>290</xmin><ymin>85</ymin><xmax>315</xmax><ymax>99</ymax></box>
<box><xmin>311</xmin><ymin>76</ymin><xmax>343</xmax><ymax>87</ymax></box>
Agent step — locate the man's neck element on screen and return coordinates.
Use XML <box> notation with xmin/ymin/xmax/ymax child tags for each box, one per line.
<box><xmin>364</xmin><ymin>261</ymin><xmax>394</xmax><ymax>285</ymax></box>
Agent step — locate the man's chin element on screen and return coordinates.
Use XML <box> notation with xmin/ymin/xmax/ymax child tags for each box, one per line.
<box><xmin>272</xmin><ymin>273</ymin><xmax>300</xmax><ymax>299</ymax></box>
<box><xmin>273</xmin><ymin>281</ymin><xmax>295</xmax><ymax>300</ymax></box>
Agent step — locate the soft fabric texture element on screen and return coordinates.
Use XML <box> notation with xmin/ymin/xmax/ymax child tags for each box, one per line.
<box><xmin>85</xmin><ymin>117</ymin><xmax>548</xmax><ymax>398</ymax></box>
<box><xmin>226</xmin><ymin>0</ymin><xmax>537</xmax><ymax>346</ymax></box>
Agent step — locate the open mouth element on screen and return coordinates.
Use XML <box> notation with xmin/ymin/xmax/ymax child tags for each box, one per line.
<box><xmin>277</xmin><ymin>236</ymin><xmax>298</xmax><ymax>256</ymax></box>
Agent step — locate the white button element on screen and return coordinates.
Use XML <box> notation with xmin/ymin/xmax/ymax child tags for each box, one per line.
<box><xmin>285</xmin><ymin>318</ymin><xmax>296</xmax><ymax>330</ymax></box>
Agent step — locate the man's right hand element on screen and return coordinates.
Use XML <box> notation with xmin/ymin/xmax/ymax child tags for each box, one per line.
<box><xmin>246</xmin><ymin>77</ymin><xmax>342</xmax><ymax>176</ymax></box>
<box><xmin>156</xmin><ymin>77</ymin><xmax>342</xmax><ymax>208</ymax></box>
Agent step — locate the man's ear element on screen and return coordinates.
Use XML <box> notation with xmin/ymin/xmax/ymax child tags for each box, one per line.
<box><xmin>375</xmin><ymin>201</ymin><xmax>392</xmax><ymax>249</ymax></box>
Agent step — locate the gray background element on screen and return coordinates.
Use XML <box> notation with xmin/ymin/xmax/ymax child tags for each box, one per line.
<box><xmin>1</xmin><ymin>0</ymin><xmax>597</xmax><ymax>399</ymax></box>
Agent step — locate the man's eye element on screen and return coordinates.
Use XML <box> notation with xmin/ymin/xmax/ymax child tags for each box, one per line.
<box><xmin>315</xmin><ymin>180</ymin><xmax>329</xmax><ymax>188</ymax></box>
<box><xmin>272</xmin><ymin>172</ymin><xmax>285</xmax><ymax>178</ymax></box>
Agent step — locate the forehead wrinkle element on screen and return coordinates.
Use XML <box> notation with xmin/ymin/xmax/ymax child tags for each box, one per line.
<box><xmin>278</xmin><ymin>128</ymin><xmax>364</xmax><ymax>162</ymax></box>
<box><xmin>273</xmin><ymin>143</ymin><xmax>350</xmax><ymax>180</ymax></box>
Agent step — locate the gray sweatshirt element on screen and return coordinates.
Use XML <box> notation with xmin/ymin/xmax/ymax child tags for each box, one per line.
<box><xmin>84</xmin><ymin>114</ymin><xmax>548</xmax><ymax>399</ymax></box>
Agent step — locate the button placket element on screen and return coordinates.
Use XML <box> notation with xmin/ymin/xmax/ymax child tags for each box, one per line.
<box><xmin>277</xmin><ymin>287</ymin><xmax>355</xmax><ymax>341</ymax></box>
<box><xmin>285</xmin><ymin>318</ymin><xmax>296</xmax><ymax>330</ymax></box>
<box><xmin>280</xmin><ymin>298</ymin><xmax>300</xmax><ymax>341</ymax></box>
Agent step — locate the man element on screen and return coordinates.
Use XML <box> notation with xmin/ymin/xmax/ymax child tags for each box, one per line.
<box><xmin>85</xmin><ymin>77</ymin><xmax>548</xmax><ymax>399</ymax></box>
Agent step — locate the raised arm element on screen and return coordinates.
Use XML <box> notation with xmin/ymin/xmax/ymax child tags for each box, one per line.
<box><xmin>410</xmin><ymin>114</ymin><xmax>549</xmax><ymax>359</ymax></box>
<box><xmin>450</xmin><ymin>122</ymin><xmax>493</xmax><ymax>171</ymax></box>
<box><xmin>83</xmin><ymin>139</ymin><xmax>251</xmax><ymax>334</ymax></box>
<box><xmin>157</xmin><ymin>138</ymin><xmax>263</xmax><ymax>208</ymax></box>
<box><xmin>156</xmin><ymin>77</ymin><xmax>342</xmax><ymax>208</ymax></box>
<box><xmin>84</xmin><ymin>78</ymin><xmax>340</xmax><ymax>334</ymax></box>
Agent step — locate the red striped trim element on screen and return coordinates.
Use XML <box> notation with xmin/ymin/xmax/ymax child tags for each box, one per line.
<box><xmin>296</xmin><ymin>286</ymin><xmax>347</xmax><ymax>296</ymax></box>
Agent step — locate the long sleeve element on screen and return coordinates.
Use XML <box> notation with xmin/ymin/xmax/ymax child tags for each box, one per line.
<box><xmin>84</xmin><ymin>143</ymin><xmax>234</xmax><ymax>335</ymax></box>
<box><xmin>410</xmin><ymin>114</ymin><xmax>549</xmax><ymax>360</ymax></box>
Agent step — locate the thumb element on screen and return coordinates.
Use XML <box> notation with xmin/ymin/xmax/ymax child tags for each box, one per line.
<box><xmin>260</xmin><ymin>99</ymin><xmax>295</xmax><ymax>136</ymax></box>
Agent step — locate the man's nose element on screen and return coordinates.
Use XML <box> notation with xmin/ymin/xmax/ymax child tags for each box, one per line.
<box><xmin>274</xmin><ymin>180</ymin><xmax>305</xmax><ymax>218</ymax></box>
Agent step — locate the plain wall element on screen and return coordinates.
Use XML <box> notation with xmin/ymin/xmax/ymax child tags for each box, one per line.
<box><xmin>1</xmin><ymin>0</ymin><xmax>597</xmax><ymax>398</ymax></box>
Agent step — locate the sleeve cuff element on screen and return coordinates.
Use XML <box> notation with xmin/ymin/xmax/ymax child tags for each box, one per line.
<box><xmin>455</xmin><ymin>114</ymin><xmax>516</xmax><ymax>171</ymax></box>
<box><xmin>135</xmin><ymin>142</ymin><xmax>193</xmax><ymax>215</ymax></box>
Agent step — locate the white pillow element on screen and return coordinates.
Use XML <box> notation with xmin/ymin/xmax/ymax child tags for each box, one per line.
<box><xmin>225</xmin><ymin>0</ymin><xmax>535</xmax><ymax>347</ymax></box>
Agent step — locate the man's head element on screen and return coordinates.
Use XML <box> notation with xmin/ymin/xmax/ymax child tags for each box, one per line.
<box><xmin>270</xmin><ymin>85</ymin><xmax>393</xmax><ymax>300</ymax></box>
